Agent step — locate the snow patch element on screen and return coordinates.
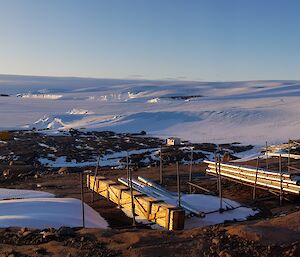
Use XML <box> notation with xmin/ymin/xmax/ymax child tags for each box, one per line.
<box><xmin>122</xmin><ymin>193</ymin><xmax>257</xmax><ymax>229</ymax></box>
<box><xmin>67</xmin><ymin>108</ymin><xmax>94</xmax><ymax>115</ymax></box>
<box><xmin>0</xmin><ymin>188</ymin><xmax>54</xmax><ymax>200</ymax></box>
<box><xmin>20</xmin><ymin>94</ymin><xmax>62</xmax><ymax>100</ymax></box>
<box><xmin>0</xmin><ymin>198</ymin><xmax>108</xmax><ymax>229</ymax></box>
<box><xmin>39</xmin><ymin>156</ymin><xmax>96</xmax><ymax>167</ymax></box>
<box><xmin>182</xmin><ymin>194</ymin><xmax>257</xmax><ymax>229</ymax></box>
<box><xmin>147</xmin><ymin>98</ymin><xmax>160</xmax><ymax>104</ymax></box>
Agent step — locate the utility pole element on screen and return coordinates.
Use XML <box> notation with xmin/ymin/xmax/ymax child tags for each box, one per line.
<box><xmin>176</xmin><ymin>162</ymin><xmax>181</xmax><ymax>207</ymax></box>
<box><xmin>80</xmin><ymin>172</ymin><xmax>85</xmax><ymax>228</ymax></box>
<box><xmin>160</xmin><ymin>145</ymin><xmax>163</xmax><ymax>184</ymax></box>
<box><xmin>126</xmin><ymin>152</ymin><xmax>136</xmax><ymax>226</ymax></box>
<box><xmin>279</xmin><ymin>154</ymin><xmax>283</xmax><ymax>206</ymax></box>
<box><xmin>253</xmin><ymin>157</ymin><xmax>260</xmax><ymax>200</ymax></box>
<box><xmin>214</xmin><ymin>153</ymin><xmax>219</xmax><ymax>191</ymax></box>
<box><xmin>218</xmin><ymin>156</ymin><xmax>222</xmax><ymax>211</ymax></box>
<box><xmin>91</xmin><ymin>155</ymin><xmax>101</xmax><ymax>203</ymax></box>
<box><xmin>126</xmin><ymin>152</ymin><xmax>129</xmax><ymax>182</ymax></box>
<box><xmin>266</xmin><ymin>141</ymin><xmax>269</xmax><ymax>169</ymax></box>
<box><xmin>288</xmin><ymin>139</ymin><xmax>291</xmax><ymax>173</ymax></box>
<box><xmin>189</xmin><ymin>147</ymin><xmax>193</xmax><ymax>194</ymax></box>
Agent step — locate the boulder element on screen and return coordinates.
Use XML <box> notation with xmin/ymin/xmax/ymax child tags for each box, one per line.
<box><xmin>58</xmin><ymin>167</ymin><xmax>69</xmax><ymax>175</ymax></box>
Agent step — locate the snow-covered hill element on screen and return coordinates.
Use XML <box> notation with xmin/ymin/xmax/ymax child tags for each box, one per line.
<box><xmin>1</xmin><ymin>75</ymin><xmax>299</xmax><ymax>145</ymax></box>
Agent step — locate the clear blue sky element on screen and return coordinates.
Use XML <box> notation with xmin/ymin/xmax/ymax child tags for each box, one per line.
<box><xmin>0</xmin><ymin>0</ymin><xmax>300</xmax><ymax>81</ymax></box>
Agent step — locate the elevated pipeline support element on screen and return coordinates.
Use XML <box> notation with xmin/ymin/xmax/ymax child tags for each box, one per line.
<box><xmin>87</xmin><ymin>174</ymin><xmax>185</xmax><ymax>230</ymax></box>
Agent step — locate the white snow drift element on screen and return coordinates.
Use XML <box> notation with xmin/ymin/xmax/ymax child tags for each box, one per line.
<box><xmin>0</xmin><ymin>188</ymin><xmax>108</xmax><ymax>229</ymax></box>
<box><xmin>0</xmin><ymin>198</ymin><xmax>108</xmax><ymax>229</ymax></box>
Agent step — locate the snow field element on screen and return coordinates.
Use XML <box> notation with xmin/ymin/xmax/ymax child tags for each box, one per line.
<box><xmin>1</xmin><ymin>75</ymin><xmax>300</xmax><ymax>145</ymax></box>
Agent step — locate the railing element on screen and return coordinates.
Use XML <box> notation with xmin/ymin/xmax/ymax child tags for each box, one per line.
<box><xmin>204</xmin><ymin>160</ymin><xmax>300</xmax><ymax>195</ymax></box>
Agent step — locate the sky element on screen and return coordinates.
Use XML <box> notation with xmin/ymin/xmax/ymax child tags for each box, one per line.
<box><xmin>0</xmin><ymin>0</ymin><xmax>300</xmax><ymax>81</ymax></box>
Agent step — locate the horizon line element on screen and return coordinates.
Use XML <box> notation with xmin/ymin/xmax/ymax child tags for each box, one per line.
<box><xmin>0</xmin><ymin>73</ymin><xmax>299</xmax><ymax>84</ymax></box>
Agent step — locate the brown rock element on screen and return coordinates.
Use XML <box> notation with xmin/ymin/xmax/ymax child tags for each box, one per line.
<box><xmin>22</xmin><ymin>231</ymin><xmax>32</xmax><ymax>237</ymax></box>
<box><xmin>219</xmin><ymin>249</ymin><xmax>232</xmax><ymax>257</ymax></box>
<box><xmin>58</xmin><ymin>167</ymin><xmax>69</xmax><ymax>175</ymax></box>
<box><xmin>2</xmin><ymin>169</ymin><xmax>10</xmax><ymax>177</ymax></box>
<box><xmin>222</xmin><ymin>153</ymin><xmax>232</xmax><ymax>162</ymax></box>
<box><xmin>18</xmin><ymin>227</ymin><xmax>28</xmax><ymax>235</ymax></box>
<box><xmin>212</xmin><ymin>238</ymin><xmax>220</xmax><ymax>245</ymax></box>
<box><xmin>41</xmin><ymin>231</ymin><xmax>56</xmax><ymax>240</ymax></box>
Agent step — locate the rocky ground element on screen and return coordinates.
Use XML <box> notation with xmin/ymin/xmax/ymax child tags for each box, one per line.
<box><xmin>0</xmin><ymin>227</ymin><xmax>121</xmax><ymax>257</ymax></box>
<box><xmin>0</xmin><ymin>130</ymin><xmax>299</xmax><ymax>257</ymax></box>
<box><xmin>0</xmin><ymin>130</ymin><xmax>252</xmax><ymax>172</ymax></box>
<box><xmin>0</xmin><ymin>221</ymin><xmax>299</xmax><ymax>257</ymax></box>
